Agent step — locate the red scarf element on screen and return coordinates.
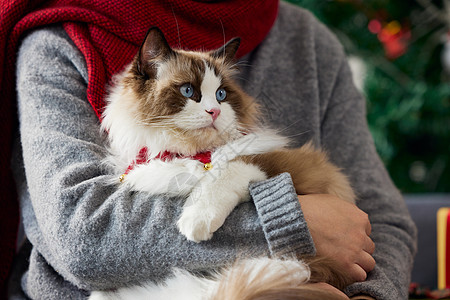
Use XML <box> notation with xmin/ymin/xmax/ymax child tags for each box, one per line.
<box><xmin>0</xmin><ymin>0</ymin><xmax>279</xmax><ymax>294</ymax></box>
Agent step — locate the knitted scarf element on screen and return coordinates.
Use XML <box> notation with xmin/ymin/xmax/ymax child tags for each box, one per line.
<box><xmin>0</xmin><ymin>0</ymin><xmax>278</xmax><ymax>294</ymax></box>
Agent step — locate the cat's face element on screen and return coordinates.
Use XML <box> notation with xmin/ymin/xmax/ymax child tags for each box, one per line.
<box><xmin>118</xmin><ymin>27</ymin><xmax>259</xmax><ymax>153</ymax></box>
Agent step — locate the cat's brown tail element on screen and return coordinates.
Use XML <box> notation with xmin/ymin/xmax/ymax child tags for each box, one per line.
<box><xmin>210</xmin><ymin>257</ymin><xmax>352</xmax><ymax>300</ymax></box>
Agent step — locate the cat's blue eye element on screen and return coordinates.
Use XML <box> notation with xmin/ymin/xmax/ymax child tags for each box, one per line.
<box><xmin>216</xmin><ymin>88</ymin><xmax>227</xmax><ymax>102</ymax></box>
<box><xmin>180</xmin><ymin>83</ymin><xmax>194</xmax><ymax>98</ymax></box>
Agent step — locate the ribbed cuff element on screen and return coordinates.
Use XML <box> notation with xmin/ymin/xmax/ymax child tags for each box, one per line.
<box><xmin>249</xmin><ymin>172</ymin><xmax>316</xmax><ymax>258</ymax></box>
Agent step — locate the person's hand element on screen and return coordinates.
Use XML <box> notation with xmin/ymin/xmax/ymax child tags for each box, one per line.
<box><xmin>298</xmin><ymin>194</ymin><xmax>375</xmax><ymax>283</ymax></box>
<box><xmin>304</xmin><ymin>282</ymin><xmax>350</xmax><ymax>299</ymax></box>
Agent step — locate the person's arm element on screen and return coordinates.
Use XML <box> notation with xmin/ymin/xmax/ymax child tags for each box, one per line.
<box><xmin>315</xmin><ymin>27</ymin><xmax>417</xmax><ymax>299</ymax></box>
<box><xmin>15</xmin><ymin>26</ymin><xmax>316</xmax><ymax>292</ymax></box>
<box><xmin>240</xmin><ymin>3</ymin><xmax>415</xmax><ymax>297</ymax></box>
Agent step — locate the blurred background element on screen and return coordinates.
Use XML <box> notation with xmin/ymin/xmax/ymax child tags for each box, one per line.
<box><xmin>289</xmin><ymin>0</ymin><xmax>450</xmax><ymax>194</ymax></box>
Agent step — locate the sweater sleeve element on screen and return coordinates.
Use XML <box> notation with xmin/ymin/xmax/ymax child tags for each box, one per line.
<box><xmin>15</xmin><ymin>26</ymin><xmax>314</xmax><ymax>295</ymax></box>
<box><xmin>315</xmin><ymin>25</ymin><xmax>418</xmax><ymax>300</ymax></box>
<box><xmin>249</xmin><ymin>173</ymin><xmax>316</xmax><ymax>257</ymax></box>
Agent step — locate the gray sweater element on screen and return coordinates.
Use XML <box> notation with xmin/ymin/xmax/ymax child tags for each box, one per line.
<box><xmin>10</xmin><ymin>2</ymin><xmax>417</xmax><ymax>299</ymax></box>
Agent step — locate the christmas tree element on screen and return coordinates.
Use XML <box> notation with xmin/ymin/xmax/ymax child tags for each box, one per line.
<box><xmin>289</xmin><ymin>0</ymin><xmax>450</xmax><ymax>193</ymax></box>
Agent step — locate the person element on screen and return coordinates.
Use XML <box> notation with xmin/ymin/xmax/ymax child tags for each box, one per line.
<box><xmin>1</xmin><ymin>0</ymin><xmax>417</xmax><ymax>299</ymax></box>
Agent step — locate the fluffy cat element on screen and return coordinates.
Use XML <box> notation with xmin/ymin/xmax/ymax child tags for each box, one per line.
<box><xmin>92</xmin><ymin>27</ymin><xmax>355</xmax><ymax>300</ymax></box>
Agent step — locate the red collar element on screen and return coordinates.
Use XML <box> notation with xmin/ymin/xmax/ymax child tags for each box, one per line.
<box><xmin>120</xmin><ymin>147</ymin><xmax>212</xmax><ymax>181</ymax></box>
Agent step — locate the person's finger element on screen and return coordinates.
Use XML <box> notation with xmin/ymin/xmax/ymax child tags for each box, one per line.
<box><xmin>305</xmin><ymin>282</ymin><xmax>350</xmax><ymax>300</ymax></box>
<box><xmin>356</xmin><ymin>250</ymin><xmax>376</xmax><ymax>274</ymax></box>
<box><xmin>364</xmin><ymin>236</ymin><xmax>375</xmax><ymax>255</ymax></box>
<box><xmin>365</xmin><ymin>219</ymin><xmax>372</xmax><ymax>236</ymax></box>
<box><xmin>349</xmin><ymin>263</ymin><xmax>367</xmax><ymax>282</ymax></box>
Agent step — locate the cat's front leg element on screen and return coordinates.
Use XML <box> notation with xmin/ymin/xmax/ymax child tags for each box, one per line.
<box><xmin>124</xmin><ymin>158</ymin><xmax>200</xmax><ymax>197</ymax></box>
<box><xmin>177</xmin><ymin>160</ymin><xmax>266</xmax><ymax>242</ymax></box>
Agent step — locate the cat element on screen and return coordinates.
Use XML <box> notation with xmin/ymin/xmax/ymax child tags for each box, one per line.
<box><xmin>91</xmin><ymin>27</ymin><xmax>356</xmax><ymax>300</ymax></box>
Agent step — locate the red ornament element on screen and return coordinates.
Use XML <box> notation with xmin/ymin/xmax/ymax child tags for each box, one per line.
<box><xmin>379</xmin><ymin>26</ymin><xmax>411</xmax><ymax>59</ymax></box>
<box><xmin>368</xmin><ymin>19</ymin><xmax>411</xmax><ymax>59</ymax></box>
<box><xmin>368</xmin><ymin>19</ymin><xmax>382</xmax><ymax>34</ymax></box>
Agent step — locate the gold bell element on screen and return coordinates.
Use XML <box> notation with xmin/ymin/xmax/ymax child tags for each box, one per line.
<box><xmin>119</xmin><ymin>174</ymin><xmax>126</xmax><ymax>183</ymax></box>
<box><xmin>203</xmin><ymin>162</ymin><xmax>213</xmax><ymax>171</ymax></box>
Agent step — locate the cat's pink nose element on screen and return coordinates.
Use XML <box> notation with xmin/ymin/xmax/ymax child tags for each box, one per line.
<box><xmin>206</xmin><ymin>108</ymin><xmax>221</xmax><ymax>121</ymax></box>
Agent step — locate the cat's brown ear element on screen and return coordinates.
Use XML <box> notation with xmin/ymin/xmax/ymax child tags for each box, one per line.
<box><xmin>211</xmin><ymin>37</ymin><xmax>241</xmax><ymax>63</ymax></box>
<box><xmin>137</xmin><ymin>27</ymin><xmax>174</xmax><ymax>78</ymax></box>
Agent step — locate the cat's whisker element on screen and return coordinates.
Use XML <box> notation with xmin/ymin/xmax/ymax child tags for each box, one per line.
<box><xmin>136</xmin><ymin>116</ymin><xmax>179</xmax><ymax>126</ymax></box>
<box><xmin>220</xmin><ymin>18</ymin><xmax>226</xmax><ymax>60</ymax></box>
<box><xmin>235</xmin><ymin>60</ymin><xmax>251</xmax><ymax>67</ymax></box>
<box><xmin>140</xmin><ymin>115</ymin><xmax>176</xmax><ymax>121</ymax></box>
<box><xmin>134</xmin><ymin>120</ymin><xmax>170</xmax><ymax>127</ymax></box>
<box><xmin>284</xmin><ymin>130</ymin><xmax>311</xmax><ymax>139</ymax></box>
<box><xmin>171</xmin><ymin>6</ymin><xmax>182</xmax><ymax>49</ymax></box>
<box><xmin>230</xmin><ymin>60</ymin><xmax>249</xmax><ymax>70</ymax></box>
<box><xmin>275</xmin><ymin>119</ymin><xmax>307</xmax><ymax>134</ymax></box>
<box><xmin>234</xmin><ymin>76</ymin><xmax>251</xmax><ymax>85</ymax></box>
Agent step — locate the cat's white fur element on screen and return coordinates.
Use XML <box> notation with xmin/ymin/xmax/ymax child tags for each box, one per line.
<box><xmin>89</xmin><ymin>257</ymin><xmax>311</xmax><ymax>300</ymax></box>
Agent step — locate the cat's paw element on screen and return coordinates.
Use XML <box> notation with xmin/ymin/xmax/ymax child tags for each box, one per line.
<box><xmin>177</xmin><ymin>205</ymin><xmax>224</xmax><ymax>243</ymax></box>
